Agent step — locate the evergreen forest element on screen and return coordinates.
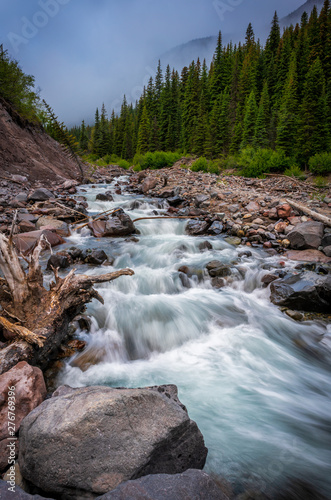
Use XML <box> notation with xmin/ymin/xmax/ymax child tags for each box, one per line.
<box><xmin>71</xmin><ymin>3</ymin><xmax>331</xmax><ymax>176</ymax></box>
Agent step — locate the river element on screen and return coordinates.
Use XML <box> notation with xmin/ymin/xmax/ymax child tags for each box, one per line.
<box><xmin>57</xmin><ymin>177</ymin><xmax>331</xmax><ymax>497</ymax></box>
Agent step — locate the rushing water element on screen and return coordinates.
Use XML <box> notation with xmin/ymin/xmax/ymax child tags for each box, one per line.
<box><xmin>58</xmin><ymin>178</ymin><xmax>331</xmax><ymax>497</ymax></box>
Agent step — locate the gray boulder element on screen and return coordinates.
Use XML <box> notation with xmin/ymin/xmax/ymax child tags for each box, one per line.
<box><xmin>19</xmin><ymin>385</ymin><xmax>207</xmax><ymax>499</ymax></box>
<box><xmin>270</xmin><ymin>272</ymin><xmax>331</xmax><ymax>313</ymax></box>
<box><xmin>287</xmin><ymin>221</ymin><xmax>324</xmax><ymax>250</ymax></box>
<box><xmin>186</xmin><ymin>220</ymin><xmax>210</xmax><ymax>236</ymax></box>
<box><xmin>95</xmin><ymin>469</ymin><xmax>229</xmax><ymax>500</ymax></box>
<box><xmin>208</xmin><ymin>221</ymin><xmax>223</xmax><ymax>235</ymax></box>
<box><xmin>96</xmin><ymin>192</ymin><xmax>114</xmax><ymax>202</ymax></box>
<box><xmin>28</xmin><ymin>188</ymin><xmax>54</xmax><ymax>202</ymax></box>
<box><xmin>0</xmin><ymin>480</ymin><xmax>49</xmax><ymax>499</ymax></box>
<box><xmin>206</xmin><ymin>261</ymin><xmax>232</xmax><ymax>278</ymax></box>
<box><xmin>194</xmin><ymin>194</ymin><xmax>209</xmax><ymax>208</ymax></box>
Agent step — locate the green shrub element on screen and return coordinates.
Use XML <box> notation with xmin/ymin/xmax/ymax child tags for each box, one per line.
<box><xmin>191</xmin><ymin>157</ymin><xmax>208</xmax><ymax>172</ymax></box>
<box><xmin>239</xmin><ymin>148</ymin><xmax>293</xmax><ymax>178</ymax></box>
<box><xmin>132</xmin><ymin>151</ymin><xmax>181</xmax><ymax>170</ymax></box>
<box><xmin>313</xmin><ymin>176</ymin><xmax>328</xmax><ymax>188</ymax></box>
<box><xmin>309</xmin><ymin>152</ymin><xmax>331</xmax><ymax>175</ymax></box>
<box><xmin>118</xmin><ymin>159</ymin><xmax>131</xmax><ymax>169</ymax></box>
<box><xmin>284</xmin><ymin>165</ymin><xmax>305</xmax><ymax>180</ymax></box>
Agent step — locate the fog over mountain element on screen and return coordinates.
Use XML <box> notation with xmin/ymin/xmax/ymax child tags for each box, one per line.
<box><xmin>0</xmin><ymin>0</ymin><xmax>309</xmax><ymax>125</ymax></box>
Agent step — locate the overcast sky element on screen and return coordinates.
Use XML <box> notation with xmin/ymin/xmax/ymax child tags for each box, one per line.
<box><xmin>0</xmin><ymin>0</ymin><xmax>304</xmax><ymax>126</ymax></box>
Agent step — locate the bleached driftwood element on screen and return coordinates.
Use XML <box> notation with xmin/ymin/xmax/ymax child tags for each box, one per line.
<box><xmin>0</xmin><ymin>231</ymin><xmax>134</xmax><ymax>374</ymax></box>
<box><xmin>285</xmin><ymin>199</ymin><xmax>331</xmax><ymax>227</ymax></box>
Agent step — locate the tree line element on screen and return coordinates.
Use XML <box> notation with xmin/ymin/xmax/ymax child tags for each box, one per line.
<box><xmin>73</xmin><ymin>2</ymin><xmax>331</xmax><ymax>171</ymax></box>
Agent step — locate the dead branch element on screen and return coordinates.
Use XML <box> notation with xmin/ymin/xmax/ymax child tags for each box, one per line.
<box><xmin>0</xmin><ymin>317</ymin><xmax>46</xmax><ymax>347</ymax></box>
<box><xmin>0</xmin><ymin>232</ymin><xmax>28</xmax><ymax>304</ymax></box>
<box><xmin>285</xmin><ymin>199</ymin><xmax>331</xmax><ymax>227</ymax></box>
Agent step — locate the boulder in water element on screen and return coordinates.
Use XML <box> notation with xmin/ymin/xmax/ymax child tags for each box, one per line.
<box><xmin>270</xmin><ymin>272</ymin><xmax>331</xmax><ymax>313</ymax></box>
<box><xmin>89</xmin><ymin>209</ymin><xmax>135</xmax><ymax>237</ymax></box>
<box><xmin>185</xmin><ymin>220</ymin><xmax>210</xmax><ymax>236</ymax></box>
<box><xmin>95</xmin><ymin>469</ymin><xmax>229</xmax><ymax>500</ymax></box>
<box><xmin>19</xmin><ymin>384</ymin><xmax>207</xmax><ymax>499</ymax></box>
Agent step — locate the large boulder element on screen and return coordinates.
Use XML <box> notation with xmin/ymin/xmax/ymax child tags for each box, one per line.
<box><xmin>28</xmin><ymin>188</ymin><xmax>54</xmax><ymax>202</ymax></box>
<box><xmin>19</xmin><ymin>385</ymin><xmax>207</xmax><ymax>499</ymax></box>
<box><xmin>36</xmin><ymin>216</ymin><xmax>70</xmax><ymax>237</ymax></box>
<box><xmin>270</xmin><ymin>272</ymin><xmax>331</xmax><ymax>313</ymax></box>
<box><xmin>287</xmin><ymin>221</ymin><xmax>324</xmax><ymax>250</ymax></box>
<box><xmin>89</xmin><ymin>209</ymin><xmax>135</xmax><ymax>237</ymax></box>
<box><xmin>13</xmin><ymin>229</ymin><xmax>65</xmax><ymax>255</ymax></box>
<box><xmin>95</xmin><ymin>470</ymin><xmax>229</xmax><ymax>500</ymax></box>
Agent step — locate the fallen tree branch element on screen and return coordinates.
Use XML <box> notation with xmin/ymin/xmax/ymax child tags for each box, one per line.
<box><xmin>285</xmin><ymin>199</ymin><xmax>331</xmax><ymax>227</ymax></box>
<box><xmin>0</xmin><ymin>316</ymin><xmax>46</xmax><ymax>347</ymax></box>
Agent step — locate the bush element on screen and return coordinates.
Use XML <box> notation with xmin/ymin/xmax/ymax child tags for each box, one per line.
<box><xmin>133</xmin><ymin>151</ymin><xmax>181</xmax><ymax>170</ymax></box>
<box><xmin>239</xmin><ymin>148</ymin><xmax>293</xmax><ymax>178</ymax></box>
<box><xmin>191</xmin><ymin>157</ymin><xmax>222</xmax><ymax>174</ymax></box>
<box><xmin>118</xmin><ymin>159</ymin><xmax>130</xmax><ymax>169</ymax></box>
<box><xmin>284</xmin><ymin>165</ymin><xmax>305</xmax><ymax>180</ymax></box>
<box><xmin>191</xmin><ymin>157</ymin><xmax>208</xmax><ymax>172</ymax></box>
<box><xmin>309</xmin><ymin>152</ymin><xmax>331</xmax><ymax>175</ymax></box>
<box><xmin>313</xmin><ymin>176</ymin><xmax>328</xmax><ymax>188</ymax></box>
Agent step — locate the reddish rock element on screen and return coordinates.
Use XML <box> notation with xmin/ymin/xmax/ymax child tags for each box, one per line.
<box><xmin>286</xmin><ymin>249</ymin><xmax>331</xmax><ymax>263</ymax></box>
<box><xmin>277</xmin><ymin>203</ymin><xmax>292</xmax><ymax>218</ymax></box>
<box><xmin>287</xmin><ymin>216</ymin><xmax>302</xmax><ymax>226</ymax></box>
<box><xmin>18</xmin><ymin>220</ymin><xmax>36</xmax><ymax>233</ymax></box>
<box><xmin>263</xmin><ymin>241</ymin><xmax>273</xmax><ymax>249</ymax></box>
<box><xmin>0</xmin><ymin>362</ymin><xmax>46</xmax><ymax>440</ymax></box>
<box><xmin>275</xmin><ymin>221</ymin><xmax>287</xmax><ymax>233</ymax></box>
<box><xmin>245</xmin><ymin>201</ymin><xmax>260</xmax><ymax>212</ymax></box>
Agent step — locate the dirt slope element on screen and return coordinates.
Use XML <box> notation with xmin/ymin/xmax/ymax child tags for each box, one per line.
<box><xmin>0</xmin><ymin>98</ymin><xmax>83</xmax><ymax>184</ymax></box>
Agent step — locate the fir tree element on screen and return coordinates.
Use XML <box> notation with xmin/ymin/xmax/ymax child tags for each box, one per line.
<box><xmin>241</xmin><ymin>90</ymin><xmax>258</xmax><ymax>148</ymax></box>
<box><xmin>254</xmin><ymin>81</ymin><xmax>270</xmax><ymax>148</ymax></box>
<box><xmin>276</xmin><ymin>55</ymin><xmax>299</xmax><ymax>155</ymax></box>
<box><xmin>136</xmin><ymin>104</ymin><xmax>151</xmax><ymax>154</ymax></box>
<box><xmin>79</xmin><ymin>120</ymin><xmax>89</xmax><ymax>152</ymax></box>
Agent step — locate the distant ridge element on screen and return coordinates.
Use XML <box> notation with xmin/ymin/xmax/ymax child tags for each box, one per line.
<box><xmin>280</xmin><ymin>0</ymin><xmax>324</xmax><ymax>26</ymax></box>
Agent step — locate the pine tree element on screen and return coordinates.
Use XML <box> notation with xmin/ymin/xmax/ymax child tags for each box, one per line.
<box><xmin>79</xmin><ymin>120</ymin><xmax>89</xmax><ymax>152</ymax></box>
<box><xmin>91</xmin><ymin>107</ymin><xmax>101</xmax><ymax>155</ymax></box>
<box><xmin>254</xmin><ymin>81</ymin><xmax>270</xmax><ymax>148</ymax></box>
<box><xmin>241</xmin><ymin>90</ymin><xmax>258</xmax><ymax>148</ymax></box>
<box><xmin>276</xmin><ymin>55</ymin><xmax>299</xmax><ymax>155</ymax></box>
<box><xmin>297</xmin><ymin>58</ymin><xmax>330</xmax><ymax>162</ymax></box>
<box><xmin>136</xmin><ymin>104</ymin><xmax>151</xmax><ymax>154</ymax></box>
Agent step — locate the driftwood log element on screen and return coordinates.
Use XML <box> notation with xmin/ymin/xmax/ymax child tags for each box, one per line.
<box><xmin>0</xmin><ymin>232</ymin><xmax>134</xmax><ymax>374</ymax></box>
<box><xmin>285</xmin><ymin>199</ymin><xmax>331</xmax><ymax>228</ymax></box>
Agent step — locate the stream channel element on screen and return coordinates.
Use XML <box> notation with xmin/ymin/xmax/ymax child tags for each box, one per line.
<box><xmin>51</xmin><ymin>176</ymin><xmax>331</xmax><ymax>496</ymax></box>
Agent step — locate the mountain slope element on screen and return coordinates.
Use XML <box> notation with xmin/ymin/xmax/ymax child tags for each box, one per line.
<box><xmin>0</xmin><ymin>98</ymin><xmax>83</xmax><ymax>183</ymax></box>
<box><xmin>280</xmin><ymin>0</ymin><xmax>324</xmax><ymax>26</ymax></box>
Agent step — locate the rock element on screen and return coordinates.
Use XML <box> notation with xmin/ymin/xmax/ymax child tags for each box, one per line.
<box><xmin>198</xmin><ymin>241</ymin><xmax>213</xmax><ymax>252</ymax></box>
<box><xmin>277</xmin><ymin>203</ymin><xmax>292</xmax><ymax>218</ymax></box>
<box><xmin>270</xmin><ymin>273</ymin><xmax>331</xmax><ymax>313</ymax></box>
<box><xmin>0</xmin><ymin>479</ymin><xmax>49</xmax><ymax>499</ymax></box>
<box><xmin>275</xmin><ymin>221</ymin><xmax>287</xmax><ymax>233</ymax></box>
<box><xmin>211</xmin><ymin>277</ymin><xmax>226</xmax><ymax>288</ymax></box>
<box><xmin>286</xmin><ymin>249</ymin><xmax>331</xmax><ymax>263</ymax></box>
<box><xmin>321</xmin><ymin>233</ymin><xmax>331</xmax><ymax>248</ymax></box>
<box><xmin>287</xmin><ymin>221</ymin><xmax>324</xmax><ymax>250</ymax></box>
<box><xmin>85</xmin><ymin>249</ymin><xmax>108</xmax><ymax>266</ymax></box>
<box><xmin>61</xmin><ymin>179</ymin><xmax>79</xmax><ymax>190</ymax></box>
<box><xmin>285</xmin><ymin>309</ymin><xmax>304</xmax><ymax>321</ymax></box>
<box><xmin>323</xmin><ymin>246</ymin><xmax>331</xmax><ymax>257</ymax></box>
<box><xmin>46</xmin><ymin>252</ymin><xmax>72</xmax><ymax>270</ymax></box>
<box><xmin>142</xmin><ymin>177</ymin><xmax>158</xmax><ymax>193</ymax></box>
<box><xmin>18</xmin><ymin>220</ymin><xmax>36</xmax><ymax>233</ymax></box>
<box><xmin>208</xmin><ymin>221</ymin><xmax>223</xmax><ymax>235</ymax></box>
<box><xmin>19</xmin><ymin>385</ymin><xmax>207</xmax><ymax>499</ymax></box>
<box><xmin>96</xmin><ymin>192</ymin><xmax>114</xmax><ymax>201</ymax></box>
<box><xmin>95</xmin><ymin>469</ymin><xmax>229</xmax><ymax>500</ymax></box>
<box><xmin>28</xmin><ymin>188</ymin><xmax>54</xmax><ymax>202</ymax></box>
<box><xmin>89</xmin><ymin>209</ymin><xmax>135</xmax><ymax>237</ymax></box>
<box><xmin>245</xmin><ymin>201</ymin><xmax>260</xmax><ymax>212</ymax></box>
<box><xmin>167</xmin><ymin>196</ymin><xmax>185</xmax><ymax>207</ymax></box>
<box><xmin>68</xmin><ymin>247</ymin><xmax>83</xmax><ymax>260</ymax></box>
<box><xmin>206</xmin><ymin>261</ymin><xmax>232</xmax><ymax>278</ymax></box>
<box><xmin>238</xmin><ymin>250</ymin><xmax>252</xmax><ymax>258</ymax></box>
<box><xmin>194</xmin><ymin>194</ymin><xmax>209</xmax><ymax>207</ymax></box>
<box><xmin>185</xmin><ymin>220</ymin><xmax>210</xmax><ymax>236</ymax></box>
<box><xmin>224</xmin><ymin>236</ymin><xmax>241</xmax><ymax>246</ymax></box>
<box><xmin>36</xmin><ymin>216</ymin><xmax>70</xmax><ymax>237</ymax></box>
<box><xmin>0</xmin><ymin>362</ymin><xmax>46</xmax><ymax>440</ymax></box>
<box><xmin>261</xmin><ymin>274</ymin><xmax>279</xmax><ymax>286</ymax></box>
